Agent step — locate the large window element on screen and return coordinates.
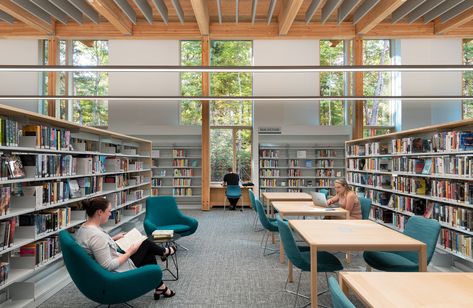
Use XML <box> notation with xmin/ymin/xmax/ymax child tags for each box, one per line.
<box><xmin>210</xmin><ymin>41</ymin><xmax>253</xmax><ymax>181</ymax></box>
<box><xmin>180</xmin><ymin>41</ymin><xmax>202</xmax><ymax>125</ymax></box>
<box><xmin>40</xmin><ymin>40</ymin><xmax>109</xmax><ymax>126</ymax></box>
<box><xmin>463</xmin><ymin>39</ymin><xmax>473</xmax><ymax>119</ymax></box>
<box><xmin>319</xmin><ymin>40</ymin><xmax>351</xmax><ymax>125</ymax></box>
<box><xmin>179</xmin><ymin>40</ymin><xmax>253</xmax><ymax>182</ymax></box>
<box><xmin>363</xmin><ymin>39</ymin><xmax>397</xmax><ymax>137</ymax></box>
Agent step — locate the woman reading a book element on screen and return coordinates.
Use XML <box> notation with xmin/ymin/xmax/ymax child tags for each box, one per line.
<box><xmin>327</xmin><ymin>179</ymin><xmax>362</xmax><ymax>220</ymax></box>
<box><xmin>75</xmin><ymin>197</ymin><xmax>176</xmax><ymax>300</ymax></box>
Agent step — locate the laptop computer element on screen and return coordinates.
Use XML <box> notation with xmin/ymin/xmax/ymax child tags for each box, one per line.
<box><xmin>310</xmin><ymin>192</ymin><xmax>340</xmax><ymax>208</ymax></box>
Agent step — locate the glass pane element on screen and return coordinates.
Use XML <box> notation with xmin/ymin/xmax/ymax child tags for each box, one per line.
<box><xmin>72</xmin><ymin>40</ymin><xmax>109</xmax><ymax>126</ymax></box>
<box><xmin>180</xmin><ymin>41</ymin><xmax>202</xmax><ymax>125</ymax></box>
<box><xmin>320</xmin><ymin>40</ymin><xmax>345</xmax><ymax>125</ymax></box>
<box><xmin>210</xmin><ymin>41</ymin><xmax>253</xmax><ymax>126</ymax></box>
<box><xmin>464</xmin><ymin>40</ymin><xmax>473</xmax><ymax>119</ymax></box>
<box><xmin>363</xmin><ymin>40</ymin><xmax>393</xmax><ymax>126</ymax></box>
<box><xmin>211</xmin><ymin>129</ymin><xmax>234</xmax><ymax>182</ymax></box>
<box><xmin>235</xmin><ymin>129</ymin><xmax>252</xmax><ymax>181</ymax></box>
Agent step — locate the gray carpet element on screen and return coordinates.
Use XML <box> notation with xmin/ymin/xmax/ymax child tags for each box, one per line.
<box><xmin>40</xmin><ymin>210</ymin><xmax>366</xmax><ymax>308</ymax></box>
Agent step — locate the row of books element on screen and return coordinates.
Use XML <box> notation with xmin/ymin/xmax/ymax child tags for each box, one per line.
<box><xmin>430</xmin><ymin>179</ymin><xmax>473</xmax><ymax>203</ymax></box>
<box><xmin>439</xmin><ymin>228</ymin><xmax>473</xmax><ymax>258</ymax></box>
<box><xmin>260</xmin><ymin>169</ymin><xmax>280</xmax><ymax>177</ymax></box>
<box><xmin>19</xmin><ymin>208</ymin><xmax>73</xmax><ymax>235</ymax></box>
<box><xmin>22</xmin><ymin>124</ymin><xmax>72</xmax><ymax>150</ymax></box>
<box><xmin>259</xmin><ymin>150</ymin><xmax>279</xmax><ymax>158</ymax></box>
<box><xmin>260</xmin><ymin>179</ymin><xmax>277</xmax><ymax>187</ymax></box>
<box><xmin>105</xmin><ymin>191</ymin><xmax>128</xmax><ymax>208</ymax></box>
<box><xmin>0</xmin><ymin>117</ymin><xmax>20</xmax><ymax>147</ymax></box>
<box><xmin>173</xmin><ymin>188</ymin><xmax>193</xmax><ymax>196</ymax></box>
<box><xmin>347</xmin><ymin>173</ymin><xmax>391</xmax><ymax>189</ymax></box>
<box><xmin>18</xmin><ymin>235</ymin><xmax>60</xmax><ymax>267</ymax></box>
<box><xmin>173</xmin><ymin>169</ymin><xmax>194</xmax><ymax>177</ymax></box>
<box><xmin>0</xmin><ymin>218</ymin><xmax>15</xmax><ymax>250</ymax></box>
<box><xmin>172</xmin><ymin>149</ymin><xmax>186</xmax><ymax>158</ymax></box>
<box><xmin>400</xmin><ymin>156</ymin><xmax>473</xmax><ymax>177</ymax></box>
<box><xmin>172</xmin><ymin>159</ymin><xmax>198</xmax><ymax>167</ymax></box>
<box><xmin>172</xmin><ymin>179</ymin><xmax>191</xmax><ymax>186</ymax></box>
<box><xmin>104</xmin><ymin>157</ymin><xmax>145</xmax><ymax>173</ymax></box>
<box><xmin>152</xmin><ymin>179</ymin><xmax>162</xmax><ymax>186</ymax></box>
<box><xmin>318</xmin><ymin>149</ymin><xmax>338</xmax><ymax>157</ymax></box>
<box><xmin>260</xmin><ymin>160</ymin><xmax>278</xmax><ymax>168</ymax></box>
<box><xmin>372</xmin><ymin>208</ymin><xmax>407</xmax><ymax>231</ymax></box>
<box><xmin>0</xmin><ymin>262</ymin><xmax>8</xmax><ymax>285</ymax></box>
<box><xmin>391</xmin><ymin>176</ymin><xmax>428</xmax><ymax>195</ymax></box>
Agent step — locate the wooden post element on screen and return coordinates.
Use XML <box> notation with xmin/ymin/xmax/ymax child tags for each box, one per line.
<box><xmin>352</xmin><ymin>37</ymin><xmax>363</xmax><ymax>140</ymax></box>
<box><xmin>201</xmin><ymin>36</ymin><xmax>211</xmax><ymax>210</ymax></box>
<box><xmin>47</xmin><ymin>38</ymin><xmax>57</xmax><ymax>117</ymax></box>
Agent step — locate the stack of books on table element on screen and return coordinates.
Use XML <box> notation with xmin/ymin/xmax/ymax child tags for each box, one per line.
<box><xmin>152</xmin><ymin>230</ymin><xmax>174</xmax><ymax>240</ymax></box>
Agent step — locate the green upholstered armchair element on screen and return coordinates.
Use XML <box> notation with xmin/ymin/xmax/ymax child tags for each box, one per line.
<box><xmin>144</xmin><ymin>196</ymin><xmax>198</xmax><ymax>237</ymax></box>
<box><xmin>59</xmin><ymin>230</ymin><xmax>162</xmax><ymax>306</ymax></box>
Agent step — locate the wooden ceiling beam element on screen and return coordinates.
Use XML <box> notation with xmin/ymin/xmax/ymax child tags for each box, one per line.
<box><xmin>435</xmin><ymin>7</ymin><xmax>473</xmax><ymax>35</ymax></box>
<box><xmin>189</xmin><ymin>0</ymin><xmax>209</xmax><ymax>35</ymax></box>
<box><xmin>279</xmin><ymin>0</ymin><xmax>304</xmax><ymax>35</ymax></box>
<box><xmin>355</xmin><ymin>0</ymin><xmax>406</xmax><ymax>35</ymax></box>
<box><xmin>0</xmin><ymin>0</ymin><xmax>53</xmax><ymax>33</ymax></box>
<box><xmin>86</xmin><ymin>0</ymin><xmax>132</xmax><ymax>35</ymax></box>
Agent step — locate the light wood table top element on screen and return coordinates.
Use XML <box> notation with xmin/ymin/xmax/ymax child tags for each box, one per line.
<box><xmin>273</xmin><ymin>201</ymin><xmax>348</xmax><ymax>219</ymax></box>
<box><xmin>262</xmin><ymin>192</ymin><xmax>312</xmax><ymax>216</ymax></box>
<box><xmin>289</xmin><ymin>219</ymin><xmax>424</xmax><ymax>250</ymax></box>
<box><xmin>339</xmin><ymin>272</ymin><xmax>473</xmax><ymax>308</ymax></box>
<box><xmin>289</xmin><ymin>220</ymin><xmax>427</xmax><ymax>308</ymax></box>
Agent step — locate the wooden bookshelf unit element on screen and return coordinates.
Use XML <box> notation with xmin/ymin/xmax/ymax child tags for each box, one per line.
<box><xmin>258</xmin><ymin>144</ymin><xmax>346</xmax><ymax>197</ymax></box>
<box><xmin>346</xmin><ymin>118</ymin><xmax>473</xmax><ymax>264</ymax></box>
<box><xmin>0</xmin><ymin>104</ymin><xmax>152</xmax><ymax>307</ymax></box>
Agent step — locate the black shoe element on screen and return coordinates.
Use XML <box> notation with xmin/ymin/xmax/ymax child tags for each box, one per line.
<box><xmin>160</xmin><ymin>245</ymin><xmax>177</xmax><ymax>262</ymax></box>
<box><xmin>155</xmin><ymin>283</ymin><xmax>176</xmax><ymax>300</ymax></box>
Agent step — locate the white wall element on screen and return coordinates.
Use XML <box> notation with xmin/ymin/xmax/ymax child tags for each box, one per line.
<box><xmin>0</xmin><ymin>40</ymin><xmax>39</xmax><ymax>112</ymax></box>
<box><xmin>107</xmin><ymin>40</ymin><xmax>194</xmax><ymax>136</ymax></box>
<box><xmin>400</xmin><ymin>38</ymin><xmax>463</xmax><ymax>130</ymax></box>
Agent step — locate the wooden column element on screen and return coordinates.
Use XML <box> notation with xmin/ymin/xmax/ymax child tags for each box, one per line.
<box><xmin>47</xmin><ymin>38</ymin><xmax>57</xmax><ymax>117</ymax></box>
<box><xmin>201</xmin><ymin>36</ymin><xmax>210</xmax><ymax>210</ymax></box>
<box><xmin>352</xmin><ymin>37</ymin><xmax>363</xmax><ymax>140</ymax></box>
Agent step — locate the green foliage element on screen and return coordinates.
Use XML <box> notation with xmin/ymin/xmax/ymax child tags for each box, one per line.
<box><xmin>72</xmin><ymin>41</ymin><xmax>109</xmax><ymax>126</ymax></box>
<box><xmin>319</xmin><ymin>40</ymin><xmax>346</xmax><ymax>125</ymax></box>
<box><xmin>463</xmin><ymin>40</ymin><xmax>473</xmax><ymax>119</ymax></box>
<box><xmin>363</xmin><ymin>40</ymin><xmax>393</xmax><ymax>127</ymax></box>
<box><xmin>180</xmin><ymin>41</ymin><xmax>202</xmax><ymax>125</ymax></box>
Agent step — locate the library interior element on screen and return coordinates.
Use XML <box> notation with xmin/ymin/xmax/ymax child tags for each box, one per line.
<box><xmin>1</xmin><ymin>0</ymin><xmax>473</xmax><ymax>307</ymax></box>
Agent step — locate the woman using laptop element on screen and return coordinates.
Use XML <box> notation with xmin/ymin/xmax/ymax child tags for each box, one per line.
<box><xmin>327</xmin><ymin>179</ymin><xmax>362</xmax><ymax>220</ymax></box>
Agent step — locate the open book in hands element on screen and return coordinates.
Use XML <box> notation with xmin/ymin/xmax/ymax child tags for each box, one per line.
<box><xmin>115</xmin><ymin>228</ymin><xmax>147</xmax><ymax>251</ymax></box>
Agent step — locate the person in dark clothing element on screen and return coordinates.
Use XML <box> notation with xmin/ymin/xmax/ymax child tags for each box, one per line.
<box><xmin>223</xmin><ymin>167</ymin><xmax>240</xmax><ymax>210</ymax></box>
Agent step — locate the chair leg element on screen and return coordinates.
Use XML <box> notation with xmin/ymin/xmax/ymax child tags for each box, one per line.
<box><xmin>224</xmin><ymin>197</ymin><xmax>226</xmax><ymax>211</ymax></box>
<box><xmin>253</xmin><ymin>212</ymin><xmax>264</xmax><ymax>232</ymax></box>
<box><xmin>176</xmin><ymin>242</ymin><xmax>189</xmax><ymax>251</ymax></box>
<box><xmin>260</xmin><ymin>230</ymin><xmax>267</xmax><ymax>246</ymax></box>
<box><xmin>293</xmin><ymin>270</ymin><xmax>303</xmax><ymax>308</ymax></box>
<box><xmin>263</xmin><ymin>232</ymin><xmax>277</xmax><ymax>256</ymax></box>
<box><xmin>240</xmin><ymin>195</ymin><xmax>244</xmax><ymax>212</ymax></box>
<box><xmin>124</xmin><ymin>303</ymin><xmax>134</xmax><ymax>308</ymax></box>
<box><xmin>366</xmin><ymin>265</ymin><xmax>372</xmax><ymax>272</ymax></box>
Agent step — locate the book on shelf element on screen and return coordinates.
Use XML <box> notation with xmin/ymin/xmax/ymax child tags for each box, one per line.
<box><xmin>422</xmin><ymin>159</ymin><xmax>432</xmax><ymax>175</ymax></box>
<box><xmin>152</xmin><ymin>229</ymin><xmax>173</xmax><ymax>239</ymax></box>
<box><xmin>68</xmin><ymin>179</ymin><xmax>81</xmax><ymax>199</ymax></box>
<box><xmin>0</xmin><ymin>262</ymin><xmax>9</xmax><ymax>285</ymax></box>
<box><xmin>305</xmin><ymin>160</ymin><xmax>313</xmax><ymax>168</ymax></box>
<box><xmin>115</xmin><ymin>228</ymin><xmax>147</xmax><ymax>251</ymax></box>
<box><xmin>0</xmin><ymin>187</ymin><xmax>10</xmax><ymax>216</ymax></box>
<box><xmin>414</xmin><ymin>159</ymin><xmax>425</xmax><ymax>174</ymax></box>
<box><xmin>460</xmin><ymin>132</ymin><xmax>473</xmax><ymax>150</ymax></box>
<box><xmin>5</xmin><ymin>155</ymin><xmax>25</xmax><ymax>179</ymax></box>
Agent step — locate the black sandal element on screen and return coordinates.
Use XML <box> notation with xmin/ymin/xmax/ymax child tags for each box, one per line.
<box><xmin>154</xmin><ymin>283</ymin><xmax>176</xmax><ymax>300</ymax></box>
<box><xmin>160</xmin><ymin>245</ymin><xmax>177</xmax><ymax>261</ymax></box>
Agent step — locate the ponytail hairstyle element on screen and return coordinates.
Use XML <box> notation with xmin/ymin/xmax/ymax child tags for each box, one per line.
<box><xmin>334</xmin><ymin>179</ymin><xmax>351</xmax><ymax>194</ymax></box>
<box><xmin>82</xmin><ymin>197</ymin><xmax>110</xmax><ymax>218</ymax></box>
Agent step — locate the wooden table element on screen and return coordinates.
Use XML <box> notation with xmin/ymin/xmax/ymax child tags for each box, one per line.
<box><xmin>210</xmin><ymin>183</ymin><xmax>251</xmax><ymax>208</ymax></box>
<box><xmin>261</xmin><ymin>192</ymin><xmax>312</xmax><ymax>216</ymax></box>
<box><xmin>289</xmin><ymin>220</ymin><xmax>427</xmax><ymax>308</ymax></box>
<box><xmin>339</xmin><ymin>272</ymin><xmax>473</xmax><ymax>308</ymax></box>
<box><xmin>273</xmin><ymin>201</ymin><xmax>349</xmax><ymax>263</ymax></box>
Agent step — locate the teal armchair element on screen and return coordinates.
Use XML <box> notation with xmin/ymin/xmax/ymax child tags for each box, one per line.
<box><xmin>363</xmin><ymin>216</ymin><xmax>441</xmax><ymax>272</ymax></box>
<box><xmin>255</xmin><ymin>199</ymin><xmax>279</xmax><ymax>255</ymax></box>
<box><xmin>249</xmin><ymin>189</ymin><xmax>262</xmax><ymax>231</ymax></box>
<box><xmin>328</xmin><ymin>277</ymin><xmax>355</xmax><ymax>308</ymax></box>
<box><xmin>59</xmin><ymin>231</ymin><xmax>162</xmax><ymax>306</ymax></box>
<box><xmin>144</xmin><ymin>196</ymin><xmax>198</xmax><ymax>238</ymax></box>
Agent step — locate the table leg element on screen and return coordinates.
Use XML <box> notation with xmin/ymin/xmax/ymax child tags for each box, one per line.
<box><xmin>288</xmin><ymin>260</ymin><xmax>293</xmax><ymax>283</ymax></box>
<box><xmin>419</xmin><ymin>244</ymin><xmax>427</xmax><ymax>272</ymax></box>
<box><xmin>339</xmin><ymin>273</ymin><xmax>349</xmax><ymax>296</ymax></box>
<box><xmin>280</xmin><ymin>240</ymin><xmax>285</xmax><ymax>264</ymax></box>
<box><xmin>310</xmin><ymin>245</ymin><xmax>318</xmax><ymax>308</ymax></box>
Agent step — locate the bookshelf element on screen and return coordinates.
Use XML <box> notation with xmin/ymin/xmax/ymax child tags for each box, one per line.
<box><xmin>345</xmin><ymin>118</ymin><xmax>473</xmax><ymax>264</ymax></box>
<box><xmin>0</xmin><ymin>104</ymin><xmax>152</xmax><ymax>307</ymax></box>
<box><xmin>151</xmin><ymin>145</ymin><xmax>202</xmax><ymax>205</ymax></box>
<box><xmin>258</xmin><ymin>144</ymin><xmax>345</xmax><ymax>196</ymax></box>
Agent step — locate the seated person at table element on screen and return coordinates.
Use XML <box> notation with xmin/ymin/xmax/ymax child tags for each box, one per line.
<box><xmin>327</xmin><ymin>179</ymin><xmax>362</xmax><ymax>220</ymax></box>
<box><xmin>75</xmin><ymin>197</ymin><xmax>177</xmax><ymax>300</ymax></box>
<box><xmin>223</xmin><ymin>167</ymin><xmax>240</xmax><ymax>210</ymax></box>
